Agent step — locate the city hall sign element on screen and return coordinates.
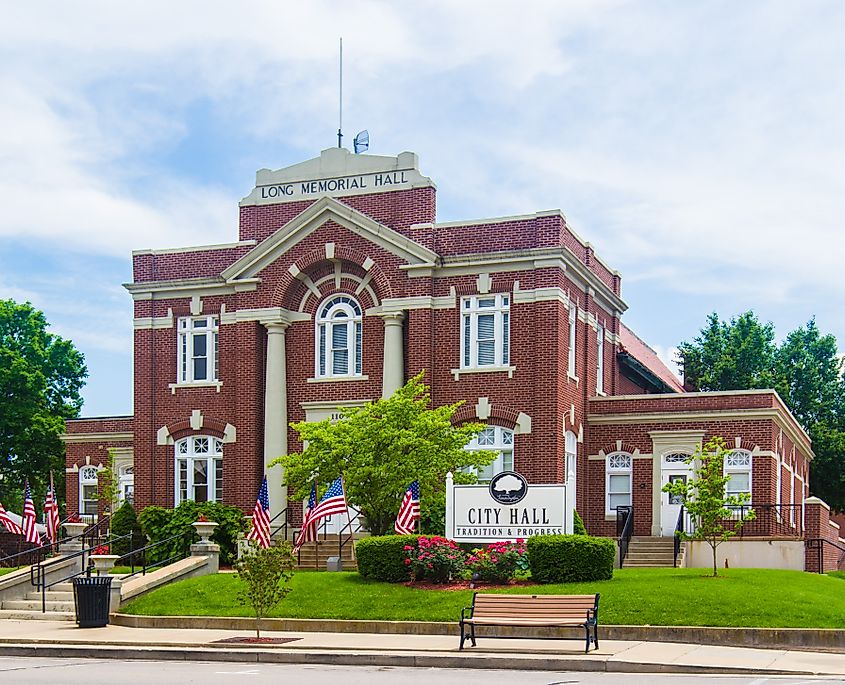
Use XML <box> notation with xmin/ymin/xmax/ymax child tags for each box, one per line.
<box><xmin>445</xmin><ymin>471</ymin><xmax>573</xmax><ymax>543</ymax></box>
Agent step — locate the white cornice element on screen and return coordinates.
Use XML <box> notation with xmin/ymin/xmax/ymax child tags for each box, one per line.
<box><xmin>61</xmin><ymin>432</ymin><xmax>134</xmax><ymax>444</ymax></box>
<box><xmin>124</xmin><ymin>277</ymin><xmax>259</xmax><ymax>300</ymax></box>
<box><xmin>219</xmin><ymin>307</ymin><xmax>311</xmax><ymax>326</ymax></box>
<box><xmin>132</xmin><ymin>240</ymin><xmax>256</xmax><ymax>257</ymax></box>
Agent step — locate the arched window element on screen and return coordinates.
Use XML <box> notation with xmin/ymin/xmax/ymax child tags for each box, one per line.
<box><xmin>79</xmin><ymin>465</ymin><xmax>99</xmax><ymax>516</ymax></box>
<box><xmin>316</xmin><ymin>295</ymin><xmax>363</xmax><ymax>378</ymax></box>
<box><xmin>606</xmin><ymin>452</ymin><xmax>632</xmax><ymax>514</ymax></box>
<box><xmin>175</xmin><ymin>436</ymin><xmax>223</xmax><ymax>504</ymax></box>
<box><xmin>725</xmin><ymin>449</ymin><xmax>752</xmax><ymax>503</ymax></box>
<box><xmin>464</xmin><ymin>426</ymin><xmax>514</xmax><ymax>482</ymax></box>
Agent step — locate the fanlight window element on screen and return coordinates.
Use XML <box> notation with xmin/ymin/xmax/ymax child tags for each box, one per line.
<box><xmin>316</xmin><ymin>295</ymin><xmax>363</xmax><ymax>378</ymax></box>
<box><xmin>464</xmin><ymin>426</ymin><xmax>514</xmax><ymax>482</ymax></box>
<box><xmin>79</xmin><ymin>466</ymin><xmax>99</xmax><ymax>516</ymax></box>
<box><xmin>606</xmin><ymin>452</ymin><xmax>632</xmax><ymax>513</ymax></box>
<box><xmin>725</xmin><ymin>449</ymin><xmax>752</xmax><ymax>502</ymax></box>
<box><xmin>175</xmin><ymin>436</ymin><xmax>223</xmax><ymax>505</ymax></box>
<box><xmin>664</xmin><ymin>453</ymin><xmax>690</xmax><ymax>464</ymax></box>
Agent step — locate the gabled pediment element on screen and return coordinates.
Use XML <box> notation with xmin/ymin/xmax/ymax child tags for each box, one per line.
<box><xmin>222</xmin><ymin>197</ymin><xmax>438</xmax><ymax>281</ymax></box>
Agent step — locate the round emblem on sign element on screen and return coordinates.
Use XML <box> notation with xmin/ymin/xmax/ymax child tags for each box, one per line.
<box><xmin>488</xmin><ymin>471</ymin><xmax>528</xmax><ymax>505</ymax></box>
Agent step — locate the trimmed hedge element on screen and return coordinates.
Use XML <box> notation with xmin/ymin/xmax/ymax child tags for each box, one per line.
<box><xmin>356</xmin><ymin>534</ymin><xmax>421</xmax><ymax>582</ymax></box>
<box><xmin>527</xmin><ymin>534</ymin><xmax>614</xmax><ymax>583</ymax></box>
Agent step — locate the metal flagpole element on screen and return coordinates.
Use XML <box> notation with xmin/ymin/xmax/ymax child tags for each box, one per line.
<box><xmin>342</xmin><ymin>475</ymin><xmax>356</xmax><ymax>561</ymax></box>
<box><xmin>337</xmin><ymin>37</ymin><xmax>343</xmax><ymax>148</ymax></box>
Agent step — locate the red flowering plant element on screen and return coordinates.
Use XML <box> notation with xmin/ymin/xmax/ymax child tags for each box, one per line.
<box><xmin>197</xmin><ymin>513</ymin><xmax>209</xmax><ymax>522</ymax></box>
<box><xmin>405</xmin><ymin>536</ymin><xmax>466</xmax><ymax>583</ymax></box>
<box><xmin>466</xmin><ymin>539</ymin><xmax>529</xmax><ymax>584</ymax></box>
<box><xmin>66</xmin><ymin>513</ymin><xmax>81</xmax><ymax>524</ymax></box>
<box><xmin>92</xmin><ymin>544</ymin><xmax>110</xmax><ymax>556</ymax></box>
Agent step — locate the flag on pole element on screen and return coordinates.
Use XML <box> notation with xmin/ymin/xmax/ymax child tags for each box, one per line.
<box><xmin>292</xmin><ymin>482</ymin><xmax>318</xmax><ymax>552</ymax></box>
<box><xmin>44</xmin><ymin>472</ymin><xmax>60</xmax><ymax>545</ymax></box>
<box><xmin>22</xmin><ymin>480</ymin><xmax>40</xmax><ymax>545</ymax></box>
<box><xmin>307</xmin><ymin>477</ymin><xmax>348</xmax><ymax>523</ymax></box>
<box><xmin>245</xmin><ymin>476</ymin><xmax>271</xmax><ymax>549</ymax></box>
<box><xmin>0</xmin><ymin>502</ymin><xmax>23</xmax><ymax>536</ymax></box>
<box><xmin>394</xmin><ymin>480</ymin><xmax>420</xmax><ymax>535</ymax></box>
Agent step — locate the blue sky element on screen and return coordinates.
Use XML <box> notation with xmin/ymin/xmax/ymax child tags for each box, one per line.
<box><xmin>1</xmin><ymin>1</ymin><xmax>843</xmax><ymax>416</ymax></box>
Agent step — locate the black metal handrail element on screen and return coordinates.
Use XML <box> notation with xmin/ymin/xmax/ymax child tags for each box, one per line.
<box><xmin>114</xmin><ymin>530</ymin><xmax>193</xmax><ymax>581</ymax></box>
<box><xmin>0</xmin><ymin>539</ymin><xmax>55</xmax><ymax>569</ymax></box>
<box><xmin>337</xmin><ymin>510</ymin><xmax>362</xmax><ymax>563</ymax></box>
<box><xmin>82</xmin><ymin>513</ymin><xmax>113</xmax><ymax>549</ymax></box>
<box><xmin>616</xmin><ymin>506</ymin><xmax>633</xmax><ymax>568</ymax></box>
<box><xmin>673</xmin><ymin>505</ymin><xmax>685</xmax><ymax>567</ymax></box>
<box><xmin>806</xmin><ymin>537</ymin><xmax>845</xmax><ymax>574</ymax></box>
<box><xmin>268</xmin><ymin>507</ymin><xmax>289</xmax><ymax>540</ymax></box>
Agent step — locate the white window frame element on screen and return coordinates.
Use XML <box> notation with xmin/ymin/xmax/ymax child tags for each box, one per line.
<box><xmin>724</xmin><ymin>449</ymin><xmax>752</xmax><ymax>504</ymax></box>
<box><xmin>460</xmin><ymin>294</ymin><xmax>510</xmax><ymax>369</ymax></box>
<box><xmin>568</xmin><ymin>303</ymin><xmax>577</xmax><ymax>378</ymax></box>
<box><xmin>464</xmin><ymin>426</ymin><xmax>514</xmax><ymax>482</ymax></box>
<box><xmin>565</xmin><ymin>431</ymin><xmax>577</xmax><ymax>482</ymax></box>
<box><xmin>177</xmin><ymin>315</ymin><xmax>219</xmax><ymax>384</ymax></box>
<box><xmin>315</xmin><ymin>295</ymin><xmax>363</xmax><ymax>378</ymax></box>
<box><xmin>606</xmin><ymin>452</ymin><xmax>632</xmax><ymax>515</ymax></box>
<box><xmin>118</xmin><ymin>465</ymin><xmax>134</xmax><ymax>506</ymax></box>
<box><xmin>596</xmin><ymin>325</ymin><xmax>605</xmax><ymax>394</ymax></box>
<box><xmin>174</xmin><ymin>436</ymin><xmax>223</xmax><ymax>505</ymax></box>
<box><xmin>79</xmin><ymin>465</ymin><xmax>99</xmax><ymax>516</ymax></box>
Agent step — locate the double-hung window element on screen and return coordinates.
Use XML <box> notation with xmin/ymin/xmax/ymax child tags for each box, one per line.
<box><xmin>461</xmin><ymin>294</ymin><xmax>510</xmax><ymax>369</ymax></box>
<box><xmin>79</xmin><ymin>466</ymin><xmax>99</xmax><ymax>516</ymax></box>
<box><xmin>464</xmin><ymin>426</ymin><xmax>514</xmax><ymax>482</ymax></box>
<box><xmin>724</xmin><ymin>450</ymin><xmax>752</xmax><ymax>503</ymax></box>
<box><xmin>568</xmin><ymin>303</ymin><xmax>577</xmax><ymax>377</ymax></box>
<box><xmin>316</xmin><ymin>295</ymin><xmax>363</xmax><ymax>378</ymax></box>
<box><xmin>596</xmin><ymin>325</ymin><xmax>605</xmax><ymax>394</ymax></box>
<box><xmin>606</xmin><ymin>452</ymin><xmax>632</xmax><ymax>514</ymax></box>
<box><xmin>175</xmin><ymin>436</ymin><xmax>223</xmax><ymax>504</ymax></box>
<box><xmin>178</xmin><ymin>316</ymin><xmax>219</xmax><ymax>383</ymax></box>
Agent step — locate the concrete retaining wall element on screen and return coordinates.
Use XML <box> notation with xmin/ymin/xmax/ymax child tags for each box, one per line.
<box><xmin>685</xmin><ymin>539</ymin><xmax>804</xmax><ymax>571</ymax></box>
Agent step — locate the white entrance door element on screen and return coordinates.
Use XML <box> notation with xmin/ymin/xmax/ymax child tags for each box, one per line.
<box><xmin>660</xmin><ymin>472</ymin><xmax>689</xmax><ymax>537</ymax></box>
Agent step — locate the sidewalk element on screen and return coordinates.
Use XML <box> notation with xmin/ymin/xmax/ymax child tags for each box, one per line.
<box><xmin>0</xmin><ymin>619</ymin><xmax>843</xmax><ymax>675</ymax></box>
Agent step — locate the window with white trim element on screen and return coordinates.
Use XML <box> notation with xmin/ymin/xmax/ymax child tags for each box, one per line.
<box><xmin>316</xmin><ymin>295</ymin><xmax>363</xmax><ymax>378</ymax></box>
<box><xmin>606</xmin><ymin>452</ymin><xmax>632</xmax><ymax>513</ymax></box>
<box><xmin>724</xmin><ymin>450</ymin><xmax>752</xmax><ymax>502</ymax></box>
<box><xmin>177</xmin><ymin>316</ymin><xmax>219</xmax><ymax>383</ymax></box>
<box><xmin>464</xmin><ymin>426</ymin><xmax>514</xmax><ymax>482</ymax></box>
<box><xmin>568</xmin><ymin>303</ymin><xmax>577</xmax><ymax>377</ymax></box>
<box><xmin>175</xmin><ymin>436</ymin><xmax>223</xmax><ymax>504</ymax></box>
<box><xmin>596</xmin><ymin>325</ymin><xmax>605</xmax><ymax>394</ymax></box>
<box><xmin>565</xmin><ymin>431</ymin><xmax>577</xmax><ymax>482</ymax></box>
<box><xmin>79</xmin><ymin>466</ymin><xmax>99</xmax><ymax>516</ymax></box>
<box><xmin>460</xmin><ymin>294</ymin><xmax>510</xmax><ymax>369</ymax></box>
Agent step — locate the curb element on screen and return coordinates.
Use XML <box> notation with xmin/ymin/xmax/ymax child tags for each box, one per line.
<box><xmin>0</xmin><ymin>643</ymin><xmax>819</xmax><ymax>676</ymax></box>
<box><xmin>112</xmin><ymin>614</ymin><xmax>845</xmax><ymax>653</ymax></box>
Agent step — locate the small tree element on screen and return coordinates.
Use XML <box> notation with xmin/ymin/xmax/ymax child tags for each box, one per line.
<box><xmin>663</xmin><ymin>436</ymin><xmax>755</xmax><ymax>577</ymax></box>
<box><xmin>274</xmin><ymin>372</ymin><xmax>492</xmax><ymax>536</ymax></box>
<box><xmin>97</xmin><ymin>448</ymin><xmax>121</xmax><ymax>516</ymax></box>
<box><xmin>235</xmin><ymin>541</ymin><xmax>296</xmax><ymax>639</ymax></box>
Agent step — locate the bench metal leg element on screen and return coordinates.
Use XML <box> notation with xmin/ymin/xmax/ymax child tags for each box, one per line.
<box><xmin>470</xmin><ymin>623</ymin><xmax>476</xmax><ymax>647</ymax></box>
<box><xmin>584</xmin><ymin>626</ymin><xmax>590</xmax><ymax>654</ymax></box>
<box><xmin>459</xmin><ymin>621</ymin><xmax>466</xmax><ymax>650</ymax></box>
<box><xmin>593</xmin><ymin>624</ymin><xmax>599</xmax><ymax>650</ymax></box>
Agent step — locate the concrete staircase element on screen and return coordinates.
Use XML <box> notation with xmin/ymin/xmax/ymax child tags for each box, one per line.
<box><xmin>622</xmin><ymin>536</ymin><xmax>683</xmax><ymax>568</ymax></box>
<box><xmin>293</xmin><ymin>535</ymin><xmax>358</xmax><ymax>571</ymax></box>
<box><xmin>0</xmin><ymin>581</ymin><xmax>76</xmax><ymax>621</ymax></box>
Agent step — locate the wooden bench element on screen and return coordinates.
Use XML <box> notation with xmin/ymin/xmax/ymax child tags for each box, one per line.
<box><xmin>458</xmin><ymin>593</ymin><xmax>600</xmax><ymax>653</ymax></box>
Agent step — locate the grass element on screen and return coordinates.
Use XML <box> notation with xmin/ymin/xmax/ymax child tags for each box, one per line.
<box><xmin>829</xmin><ymin>571</ymin><xmax>845</xmax><ymax>581</ymax></box>
<box><xmin>0</xmin><ymin>567</ymin><xmax>19</xmax><ymax>576</ymax></box>
<box><xmin>121</xmin><ymin>567</ymin><xmax>845</xmax><ymax>628</ymax></box>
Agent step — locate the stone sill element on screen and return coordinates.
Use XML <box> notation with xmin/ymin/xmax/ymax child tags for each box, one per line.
<box><xmin>306</xmin><ymin>375</ymin><xmax>369</xmax><ymax>384</ymax></box>
<box><xmin>168</xmin><ymin>381</ymin><xmax>223</xmax><ymax>394</ymax></box>
<box><xmin>450</xmin><ymin>366</ymin><xmax>516</xmax><ymax>380</ymax></box>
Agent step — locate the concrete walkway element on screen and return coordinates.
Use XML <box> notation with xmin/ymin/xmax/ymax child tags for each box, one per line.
<box><xmin>0</xmin><ymin>619</ymin><xmax>842</xmax><ymax>675</ymax></box>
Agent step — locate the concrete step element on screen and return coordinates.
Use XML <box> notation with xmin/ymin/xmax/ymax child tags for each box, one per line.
<box><xmin>0</xmin><ymin>609</ymin><xmax>75</xmax><ymax>621</ymax></box>
<box><xmin>3</xmin><ymin>599</ymin><xmax>75</xmax><ymax>612</ymax></box>
<box><xmin>25</xmin><ymin>591</ymin><xmax>74</xmax><ymax>601</ymax></box>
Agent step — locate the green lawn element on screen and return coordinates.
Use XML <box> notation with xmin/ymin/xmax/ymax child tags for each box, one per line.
<box><xmin>0</xmin><ymin>567</ymin><xmax>19</xmax><ymax>576</ymax></box>
<box><xmin>829</xmin><ymin>571</ymin><xmax>845</xmax><ymax>581</ymax></box>
<box><xmin>121</xmin><ymin>568</ymin><xmax>845</xmax><ymax>628</ymax></box>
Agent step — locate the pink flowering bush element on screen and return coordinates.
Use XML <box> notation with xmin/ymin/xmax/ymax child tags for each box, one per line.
<box><xmin>466</xmin><ymin>539</ymin><xmax>529</xmax><ymax>583</ymax></box>
<box><xmin>405</xmin><ymin>535</ymin><xmax>466</xmax><ymax>583</ymax></box>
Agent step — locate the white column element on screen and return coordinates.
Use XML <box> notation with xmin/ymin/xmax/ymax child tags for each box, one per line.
<box><xmin>565</xmin><ymin>469</ymin><xmax>575</xmax><ymax>535</ymax></box>
<box><xmin>381</xmin><ymin>312</ymin><xmax>405</xmax><ymax>398</ymax></box>
<box><xmin>264</xmin><ymin>322</ymin><xmax>289</xmax><ymax>522</ymax></box>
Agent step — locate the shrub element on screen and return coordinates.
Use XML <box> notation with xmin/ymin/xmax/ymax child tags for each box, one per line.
<box><xmin>573</xmin><ymin>510</ymin><xmax>588</xmax><ymax>536</ymax></box>
<box><xmin>466</xmin><ymin>539</ymin><xmax>529</xmax><ymax>583</ymax></box>
<box><xmin>138</xmin><ymin>501</ymin><xmax>249</xmax><ymax>566</ymax></box>
<box><xmin>407</xmin><ymin>535</ymin><xmax>465</xmax><ymax>583</ymax></box>
<box><xmin>356</xmin><ymin>534</ymin><xmax>421</xmax><ymax>582</ymax></box>
<box><xmin>527</xmin><ymin>534</ymin><xmax>614</xmax><ymax>583</ymax></box>
<box><xmin>109</xmin><ymin>501</ymin><xmax>144</xmax><ymax>560</ymax></box>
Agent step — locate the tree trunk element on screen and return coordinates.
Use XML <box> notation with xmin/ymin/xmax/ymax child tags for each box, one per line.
<box><xmin>711</xmin><ymin>543</ymin><xmax>718</xmax><ymax>577</ymax></box>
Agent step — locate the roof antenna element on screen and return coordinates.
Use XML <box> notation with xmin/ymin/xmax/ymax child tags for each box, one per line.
<box><xmin>337</xmin><ymin>37</ymin><xmax>343</xmax><ymax>148</ymax></box>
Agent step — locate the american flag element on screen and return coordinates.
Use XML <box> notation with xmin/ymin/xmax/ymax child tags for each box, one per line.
<box><xmin>394</xmin><ymin>480</ymin><xmax>420</xmax><ymax>535</ymax></box>
<box><xmin>44</xmin><ymin>472</ymin><xmax>60</xmax><ymax>545</ymax></box>
<box><xmin>246</xmin><ymin>476</ymin><xmax>271</xmax><ymax>549</ymax></box>
<box><xmin>308</xmin><ymin>477</ymin><xmax>348</xmax><ymax>522</ymax></box>
<box><xmin>22</xmin><ymin>480</ymin><xmax>40</xmax><ymax>545</ymax></box>
<box><xmin>0</xmin><ymin>502</ymin><xmax>23</xmax><ymax>536</ymax></box>
<box><xmin>292</xmin><ymin>482</ymin><xmax>318</xmax><ymax>552</ymax></box>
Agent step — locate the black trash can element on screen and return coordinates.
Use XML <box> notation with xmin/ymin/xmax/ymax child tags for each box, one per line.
<box><xmin>72</xmin><ymin>576</ymin><xmax>112</xmax><ymax>628</ymax></box>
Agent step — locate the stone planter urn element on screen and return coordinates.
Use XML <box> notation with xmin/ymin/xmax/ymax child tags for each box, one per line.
<box><xmin>89</xmin><ymin>554</ymin><xmax>121</xmax><ymax>575</ymax></box>
<box><xmin>63</xmin><ymin>522</ymin><xmax>88</xmax><ymax>540</ymax></box>
<box><xmin>192</xmin><ymin>520</ymin><xmax>218</xmax><ymax>543</ymax></box>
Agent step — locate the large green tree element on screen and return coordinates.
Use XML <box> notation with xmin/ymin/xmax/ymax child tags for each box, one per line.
<box><xmin>0</xmin><ymin>300</ymin><xmax>87</xmax><ymax>509</ymax></box>
<box><xmin>273</xmin><ymin>372</ymin><xmax>492</xmax><ymax>536</ymax></box>
<box><xmin>678</xmin><ymin>313</ymin><xmax>845</xmax><ymax>510</ymax></box>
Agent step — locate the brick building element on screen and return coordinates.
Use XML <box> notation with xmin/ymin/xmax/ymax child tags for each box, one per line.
<box><xmin>63</xmin><ymin>148</ymin><xmax>839</xmax><ymax>567</ymax></box>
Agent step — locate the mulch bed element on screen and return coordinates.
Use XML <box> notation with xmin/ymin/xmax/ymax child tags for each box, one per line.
<box><xmin>213</xmin><ymin>636</ymin><xmax>301</xmax><ymax>644</ymax></box>
<box><xmin>404</xmin><ymin>579</ymin><xmax>539</xmax><ymax>591</ymax></box>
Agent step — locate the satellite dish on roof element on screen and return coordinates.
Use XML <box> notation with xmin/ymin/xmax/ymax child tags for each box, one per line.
<box><xmin>353</xmin><ymin>130</ymin><xmax>369</xmax><ymax>154</ymax></box>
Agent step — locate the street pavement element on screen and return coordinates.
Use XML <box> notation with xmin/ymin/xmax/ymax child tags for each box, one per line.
<box><xmin>0</xmin><ymin>620</ymin><xmax>842</xmax><ymax>676</ymax></box>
